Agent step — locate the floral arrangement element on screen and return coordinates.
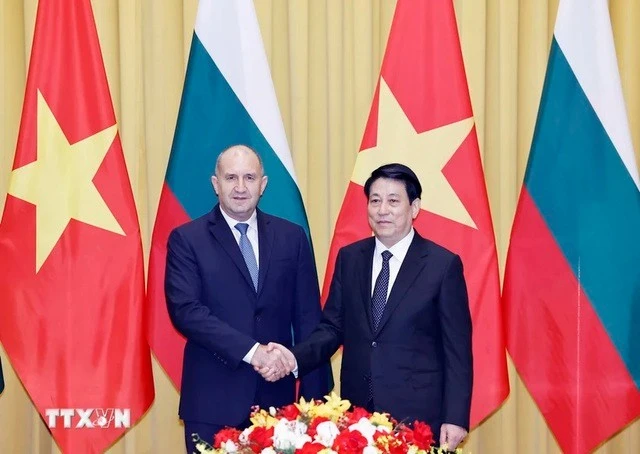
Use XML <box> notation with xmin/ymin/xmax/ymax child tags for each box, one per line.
<box><xmin>193</xmin><ymin>393</ymin><xmax>463</xmax><ymax>454</ymax></box>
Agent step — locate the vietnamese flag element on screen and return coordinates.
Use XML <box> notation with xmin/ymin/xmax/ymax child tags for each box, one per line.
<box><xmin>0</xmin><ymin>0</ymin><xmax>154</xmax><ymax>452</ymax></box>
<box><xmin>323</xmin><ymin>0</ymin><xmax>508</xmax><ymax>426</ymax></box>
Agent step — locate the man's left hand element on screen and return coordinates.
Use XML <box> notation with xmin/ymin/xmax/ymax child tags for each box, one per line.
<box><xmin>439</xmin><ymin>423</ymin><xmax>467</xmax><ymax>450</ymax></box>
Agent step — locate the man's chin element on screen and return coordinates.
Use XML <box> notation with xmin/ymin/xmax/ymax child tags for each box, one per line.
<box><xmin>223</xmin><ymin>205</ymin><xmax>254</xmax><ymax>221</ymax></box>
<box><xmin>373</xmin><ymin>226</ymin><xmax>394</xmax><ymax>237</ymax></box>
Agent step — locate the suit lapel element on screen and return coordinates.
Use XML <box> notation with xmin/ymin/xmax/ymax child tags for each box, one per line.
<box><xmin>375</xmin><ymin>234</ymin><xmax>429</xmax><ymax>335</ymax></box>
<box><xmin>256</xmin><ymin>210</ymin><xmax>273</xmax><ymax>298</ymax></box>
<box><xmin>359</xmin><ymin>239</ymin><xmax>376</xmax><ymax>333</ymax></box>
<box><xmin>207</xmin><ymin>205</ymin><xmax>256</xmax><ymax>294</ymax></box>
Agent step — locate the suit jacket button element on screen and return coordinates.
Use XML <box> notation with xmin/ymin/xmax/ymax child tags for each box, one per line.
<box><xmin>371</xmin><ymin>341</ymin><xmax>377</xmax><ymax>348</ymax></box>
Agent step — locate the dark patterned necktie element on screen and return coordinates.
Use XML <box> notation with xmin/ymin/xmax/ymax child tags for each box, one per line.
<box><xmin>371</xmin><ymin>250</ymin><xmax>393</xmax><ymax>330</ymax></box>
<box><xmin>235</xmin><ymin>223</ymin><xmax>259</xmax><ymax>290</ymax></box>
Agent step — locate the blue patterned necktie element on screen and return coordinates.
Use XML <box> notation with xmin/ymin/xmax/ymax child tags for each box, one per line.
<box><xmin>235</xmin><ymin>223</ymin><xmax>259</xmax><ymax>290</ymax></box>
<box><xmin>371</xmin><ymin>250</ymin><xmax>393</xmax><ymax>330</ymax></box>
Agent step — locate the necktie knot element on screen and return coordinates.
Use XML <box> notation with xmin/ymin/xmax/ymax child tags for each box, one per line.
<box><xmin>381</xmin><ymin>250</ymin><xmax>393</xmax><ymax>262</ymax></box>
<box><xmin>235</xmin><ymin>223</ymin><xmax>249</xmax><ymax>235</ymax></box>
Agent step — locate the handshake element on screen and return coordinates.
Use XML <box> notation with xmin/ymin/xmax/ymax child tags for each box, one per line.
<box><xmin>250</xmin><ymin>342</ymin><xmax>297</xmax><ymax>382</ymax></box>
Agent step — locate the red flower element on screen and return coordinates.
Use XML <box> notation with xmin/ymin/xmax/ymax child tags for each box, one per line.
<box><xmin>248</xmin><ymin>426</ymin><xmax>274</xmax><ymax>453</ymax></box>
<box><xmin>343</xmin><ymin>406</ymin><xmax>371</xmax><ymax>426</ymax></box>
<box><xmin>386</xmin><ymin>440</ymin><xmax>409</xmax><ymax>454</ymax></box>
<box><xmin>395</xmin><ymin>426</ymin><xmax>414</xmax><ymax>446</ymax></box>
<box><xmin>333</xmin><ymin>430</ymin><xmax>368</xmax><ymax>454</ymax></box>
<box><xmin>411</xmin><ymin>421</ymin><xmax>434</xmax><ymax>450</ymax></box>
<box><xmin>297</xmin><ymin>441</ymin><xmax>326</xmax><ymax>454</ymax></box>
<box><xmin>307</xmin><ymin>416</ymin><xmax>330</xmax><ymax>438</ymax></box>
<box><xmin>279</xmin><ymin>403</ymin><xmax>301</xmax><ymax>420</ymax></box>
<box><xmin>213</xmin><ymin>428</ymin><xmax>241</xmax><ymax>448</ymax></box>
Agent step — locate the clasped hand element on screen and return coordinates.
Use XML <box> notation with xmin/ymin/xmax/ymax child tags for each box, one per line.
<box><xmin>251</xmin><ymin>343</ymin><xmax>296</xmax><ymax>382</ymax></box>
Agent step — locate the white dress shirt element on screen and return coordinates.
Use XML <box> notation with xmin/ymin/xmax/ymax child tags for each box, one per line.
<box><xmin>371</xmin><ymin>228</ymin><xmax>415</xmax><ymax>298</ymax></box>
<box><xmin>218</xmin><ymin>207</ymin><xmax>260</xmax><ymax>364</ymax></box>
<box><xmin>219</xmin><ymin>207</ymin><xmax>260</xmax><ymax>263</ymax></box>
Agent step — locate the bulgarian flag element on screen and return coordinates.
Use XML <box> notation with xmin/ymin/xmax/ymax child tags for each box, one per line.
<box><xmin>147</xmin><ymin>0</ymin><xmax>311</xmax><ymax>388</ymax></box>
<box><xmin>323</xmin><ymin>0</ymin><xmax>508</xmax><ymax>427</ymax></box>
<box><xmin>503</xmin><ymin>0</ymin><xmax>640</xmax><ymax>452</ymax></box>
<box><xmin>0</xmin><ymin>0</ymin><xmax>154</xmax><ymax>452</ymax></box>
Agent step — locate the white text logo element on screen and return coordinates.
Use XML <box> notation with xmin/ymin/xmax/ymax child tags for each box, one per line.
<box><xmin>45</xmin><ymin>408</ymin><xmax>130</xmax><ymax>429</ymax></box>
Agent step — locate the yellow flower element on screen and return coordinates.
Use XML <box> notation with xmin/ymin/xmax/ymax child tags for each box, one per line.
<box><xmin>308</xmin><ymin>392</ymin><xmax>351</xmax><ymax>422</ymax></box>
<box><xmin>369</xmin><ymin>412</ymin><xmax>393</xmax><ymax>430</ymax></box>
<box><xmin>375</xmin><ymin>434</ymin><xmax>392</xmax><ymax>450</ymax></box>
<box><xmin>294</xmin><ymin>396</ymin><xmax>318</xmax><ymax>415</ymax></box>
<box><xmin>324</xmin><ymin>392</ymin><xmax>351</xmax><ymax>412</ymax></box>
<box><xmin>249</xmin><ymin>409</ymin><xmax>279</xmax><ymax>428</ymax></box>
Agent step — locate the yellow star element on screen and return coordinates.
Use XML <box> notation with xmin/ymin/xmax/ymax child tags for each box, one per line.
<box><xmin>8</xmin><ymin>90</ymin><xmax>124</xmax><ymax>272</ymax></box>
<box><xmin>351</xmin><ymin>78</ymin><xmax>477</xmax><ymax>229</ymax></box>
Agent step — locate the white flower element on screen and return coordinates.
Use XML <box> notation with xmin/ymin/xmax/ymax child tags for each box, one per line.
<box><xmin>269</xmin><ymin>407</ymin><xmax>277</xmax><ymax>416</ymax></box>
<box><xmin>294</xmin><ymin>434</ymin><xmax>312</xmax><ymax>449</ymax></box>
<box><xmin>292</xmin><ymin>420</ymin><xmax>308</xmax><ymax>436</ymax></box>
<box><xmin>223</xmin><ymin>440</ymin><xmax>238</xmax><ymax>452</ymax></box>
<box><xmin>260</xmin><ymin>448</ymin><xmax>277</xmax><ymax>454</ymax></box>
<box><xmin>239</xmin><ymin>427</ymin><xmax>253</xmax><ymax>444</ymax></box>
<box><xmin>273</xmin><ymin>419</ymin><xmax>311</xmax><ymax>451</ymax></box>
<box><xmin>348</xmin><ymin>417</ymin><xmax>390</xmax><ymax>444</ymax></box>
<box><xmin>348</xmin><ymin>418</ymin><xmax>377</xmax><ymax>444</ymax></box>
<box><xmin>314</xmin><ymin>420</ymin><xmax>340</xmax><ymax>447</ymax></box>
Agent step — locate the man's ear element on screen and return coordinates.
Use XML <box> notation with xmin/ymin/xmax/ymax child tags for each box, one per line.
<box><xmin>411</xmin><ymin>198</ymin><xmax>421</xmax><ymax>219</ymax></box>
<box><xmin>211</xmin><ymin>175</ymin><xmax>219</xmax><ymax>195</ymax></box>
<box><xmin>260</xmin><ymin>175</ymin><xmax>268</xmax><ymax>196</ymax></box>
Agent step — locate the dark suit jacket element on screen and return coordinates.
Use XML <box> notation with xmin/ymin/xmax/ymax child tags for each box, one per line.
<box><xmin>293</xmin><ymin>232</ymin><xmax>473</xmax><ymax>432</ymax></box>
<box><xmin>165</xmin><ymin>205</ymin><xmax>330</xmax><ymax>426</ymax></box>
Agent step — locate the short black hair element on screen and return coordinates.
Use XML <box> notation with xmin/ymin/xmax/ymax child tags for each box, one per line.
<box><xmin>363</xmin><ymin>163</ymin><xmax>422</xmax><ymax>203</ymax></box>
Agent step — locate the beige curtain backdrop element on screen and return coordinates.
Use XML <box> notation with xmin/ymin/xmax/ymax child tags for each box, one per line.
<box><xmin>1</xmin><ymin>0</ymin><xmax>639</xmax><ymax>452</ymax></box>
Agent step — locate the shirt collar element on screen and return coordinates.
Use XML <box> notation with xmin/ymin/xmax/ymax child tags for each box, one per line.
<box><xmin>374</xmin><ymin>228</ymin><xmax>414</xmax><ymax>262</ymax></box>
<box><xmin>219</xmin><ymin>207</ymin><xmax>259</xmax><ymax>233</ymax></box>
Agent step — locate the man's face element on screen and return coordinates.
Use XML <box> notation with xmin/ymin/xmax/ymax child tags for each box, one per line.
<box><xmin>212</xmin><ymin>147</ymin><xmax>268</xmax><ymax>221</ymax></box>
<box><xmin>367</xmin><ymin>177</ymin><xmax>420</xmax><ymax>248</ymax></box>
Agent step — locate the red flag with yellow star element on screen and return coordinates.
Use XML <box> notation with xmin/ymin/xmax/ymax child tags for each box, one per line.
<box><xmin>323</xmin><ymin>0</ymin><xmax>508</xmax><ymax>426</ymax></box>
<box><xmin>0</xmin><ymin>1</ymin><xmax>153</xmax><ymax>452</ymax></box>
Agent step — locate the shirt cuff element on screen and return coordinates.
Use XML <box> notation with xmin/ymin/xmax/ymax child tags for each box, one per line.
<box><xmin>243</xmin><ymin>343</ymin><xmax>260</xmax><ymax>364</ymax></box>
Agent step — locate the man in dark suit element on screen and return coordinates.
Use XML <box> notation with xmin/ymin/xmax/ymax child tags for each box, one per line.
<box><xmin>263</xmin><ymin>163</ymin><xmax>472</xmax><ymax>450</ymax></box>
<box><xmin>165</xmin><ymin>144</ymin><xmax>330</xmax><ymax>453</ymax></box>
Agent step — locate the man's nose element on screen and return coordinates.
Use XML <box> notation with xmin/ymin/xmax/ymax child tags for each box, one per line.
<box><xmin>378</xmin><ymin>201</ymin><xmax>390</xmax><ymax>214</ymax></box>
